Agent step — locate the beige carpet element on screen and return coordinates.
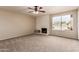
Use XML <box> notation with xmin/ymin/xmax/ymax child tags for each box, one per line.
<box><xmin>0</xmin><ymin>34</ymin><xmax>79</xmax><ymax>52</ymax></box>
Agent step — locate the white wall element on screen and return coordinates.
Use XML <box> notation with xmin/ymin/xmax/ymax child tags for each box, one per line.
<box><xmin>0</xmin><ymin>10</ymin><xmax>35</xmax><ymax>40</ymax></box>
<box><xmin>78</xmin><ymin>8</ymin><xmax>79</xmax><ymax>39</ymax></box>
<box><xmin>36</xmin><ymin>15</ymin><xmax>50</xmax><ymax>35</ymax></box>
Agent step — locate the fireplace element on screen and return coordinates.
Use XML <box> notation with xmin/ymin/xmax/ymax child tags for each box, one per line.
<box><xmin>41</xmin><ymin>28</ymin><xmax>47</xmax><ymax>34</ymax></box>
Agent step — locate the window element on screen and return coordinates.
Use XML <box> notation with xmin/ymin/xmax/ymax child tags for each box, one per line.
<box><xmin>52</xmin><ymin>16</ymin><xmax>61</xmax><ymax>30</ymax></box>
<box><xmin>52</xmin><ymin>14</ymin><xmax>73</xmax><ymax>31</ymax></box>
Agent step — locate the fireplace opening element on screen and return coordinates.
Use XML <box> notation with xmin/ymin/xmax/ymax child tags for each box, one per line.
<box><xmin>41</xmin><ymin>28</ymin><xmax>47</xmax><ymax>34</ymax></box>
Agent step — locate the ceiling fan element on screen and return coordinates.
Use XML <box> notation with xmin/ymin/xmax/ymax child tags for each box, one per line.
<box><xmin>28</xmin><ymin>6</ymin><xmax>46</xmax><ymax>14</ymax></box>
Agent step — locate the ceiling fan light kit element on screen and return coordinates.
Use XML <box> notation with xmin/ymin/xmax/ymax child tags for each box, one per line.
<box><xmin>33</xmin><ymin>11</ymin><xmax>39</xmax><ymax>14</ymax></box>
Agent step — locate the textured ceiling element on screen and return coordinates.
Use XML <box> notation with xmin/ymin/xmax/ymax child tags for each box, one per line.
<box><xmin>0</xmin><ymin>6</ymin><xmax>78</xmax><ymax>16</ymax></box>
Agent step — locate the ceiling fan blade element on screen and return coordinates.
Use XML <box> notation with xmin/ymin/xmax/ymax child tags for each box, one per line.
<box><xmin>28</xmin><ymin>7</ymin><xmax>34</xmax><ymax>10</ymax></box>
<box><xmin>39</xmin><ymin>11</ymin><xmax>46</xmax><ymax>13</ymax></box>
<box><xmin>28</xmin><ymin>11</ymin><xmax>33</xmax><ymax>13</ymax></box>
<box><xmin>39</xmin><ymin>7</ymin><xmax>43</xmax><ymax>9</ymax></box>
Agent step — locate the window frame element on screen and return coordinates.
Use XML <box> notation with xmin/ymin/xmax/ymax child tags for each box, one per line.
<box><xmin>51</xmin><ymin>12</ymin><xmax>74</xmax><ymax>31</ymax></box>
